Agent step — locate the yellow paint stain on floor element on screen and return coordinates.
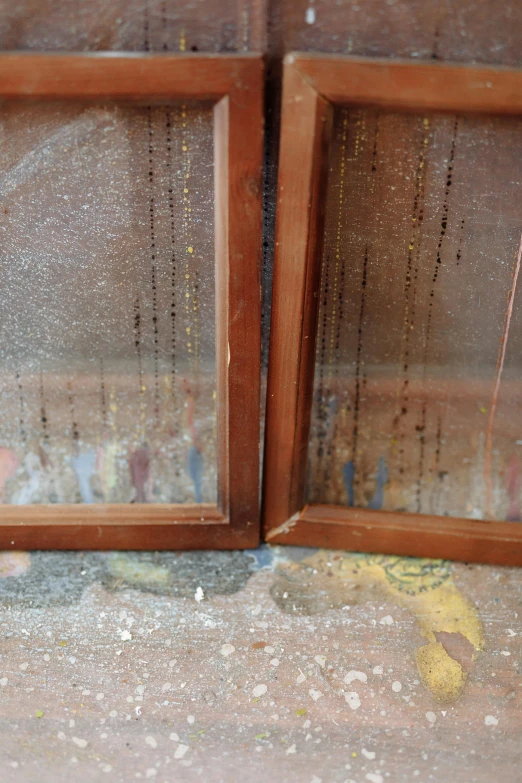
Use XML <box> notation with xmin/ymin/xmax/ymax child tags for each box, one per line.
<box><xmin>415</xmin><ymin>641</ymin><xmax>467</xmax><ymax>702</ymax></box>
<box><xmin>108</xmin><ymin>554</ymin><xmax>170</xmax><ymax>587</ymax></box>
<box><xmin>300</xmin><ymin>551</ymin><xmax>484</xmax><ymax>702</ymax></box>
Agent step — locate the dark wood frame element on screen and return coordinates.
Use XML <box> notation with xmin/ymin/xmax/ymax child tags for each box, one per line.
<box><xmin>0</xmin><ymin>53</ymin><xmax>263</xmax><ymax>550</ymax></box>
<box><xmin>263</xmin><ymin>53</ymin><xmax>522</xmax><ymax>566</ymax></box>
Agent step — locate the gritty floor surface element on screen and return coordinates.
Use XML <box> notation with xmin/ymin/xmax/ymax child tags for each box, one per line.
<box><xmin>0</xmin><ymin>546</ymin><xmax>520</xmax><ymax>783</ymax></box>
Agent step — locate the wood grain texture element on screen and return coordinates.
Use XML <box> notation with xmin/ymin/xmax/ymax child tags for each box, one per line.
<box><xmin>0</xmin><ymin>53</ymin><xmax>263</xmax><ymax>550</ymax></box>
<box><xmin>0</xmin><ymin>504</ymin><xmax>257</xmax><ymax>549</ymax></box>
<box><xmin>216</xmin><ymin>62</ymin><xmax>264</xmax><ymax>533</ymax></box>
<box><xmin>263</xmin><ymin>53</ymin><xmax>522</xmax><ymax>563</ymax></box>
<box><xmin>263</xmin><ymin>60</ymin><xmax>332</xmax><ymax>530</ymax></box>
<box><xmin>0</xmin><ymin>52</ymin><xmax>261</xmax><ymax>100</ymax></box>
<box><xmin>290</xmin><ymin>53</ymin><xmax>522</xmax><ymax>114</ymax></box>
<box><xmin>266</xmin><ymin>504</ymin><xmax>522</xmax><ymax>566</ymax></box>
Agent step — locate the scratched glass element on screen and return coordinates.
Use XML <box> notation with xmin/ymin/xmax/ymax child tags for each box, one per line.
<box><xmin>307</xmin><ymin>107</ymin><xmax>522</xmax><ymax>522</ymax></box>
<box><xmin>0</xmin><ymin>101</ymin><xmax>216</xmax><ymax>504</ymax></box>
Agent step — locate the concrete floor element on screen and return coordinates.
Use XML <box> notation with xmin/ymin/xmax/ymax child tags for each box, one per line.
<box><xmin>0</xmin><ymin>545</ymin><xmax>520</xmax><ymax>782</ymax></box>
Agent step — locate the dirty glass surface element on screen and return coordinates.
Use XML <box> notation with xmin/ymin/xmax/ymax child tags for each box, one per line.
<box><xmin>307</xmin><ymin>107</ymin><xmax>522</xmax><ymax>522</ymax></box>
<box><xmin>0</xmin><ymin>0</ymin><xmax>249</xmax><ymax>52</ymax></box>
<box><xmin>0</xmin><ymin>101</ymin><xmax>216</xmax><ymax>504</ymax></box>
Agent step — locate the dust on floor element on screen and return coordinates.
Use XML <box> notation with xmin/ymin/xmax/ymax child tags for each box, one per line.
<box><xmin>0</xmin><ymin>546</ymin><xmax>520</xmax><ymax>782</ymax></box>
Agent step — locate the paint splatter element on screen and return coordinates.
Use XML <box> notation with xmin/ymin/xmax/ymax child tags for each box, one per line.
<box><xmin>130</xmin><ymin>447</ymin><xmax>150</xmax><ymax>503</ymax></box>
<box><xmin>305</xmin><ymin>6</ymin><xmax>316</xmax><ymax>24</ymax></box>
<box><xmin>394</xmin><ymin>116</ymin><xmax>430</xmax><ymax>477</ymax></box>
<box><xmin>184</xmin><ymin>379</ymin><xmax>204</xmax><ymax>502</ymax></box>
<box><xmin>146</xmin><ymin>107</ymin><xmax>161</xmax><ymax>426</ymax></box>
<box><xmin>368</xmin><ymin>457</ymin><xmax>389</xmax><ymax>510</ymax></box>
<box><xmin>274</xmin><ymin>551</ymin><xmax>483</xmax><ymax>702</ymax></box>
<box><xmin>0</xmin><ymin>448</ymin><xmax>19</xmax><ymax>502</ymax></box>
<box><xmin>96</xmin><ymin>440</ymin><xmax>119</xmax><ymax>501</ymax></box>
<box><xmin>0</xmin><ymin>552</ymin><xmax>31</xmax><ymax>578</ymax></box>
<box><xmin>187</xmin><ymin>446</ymin><xmax>203</xmax><ymax>503</ymax></box>
<box><xmin>352</xmin><ymin>246</ymin><xmax>369</xmax><ymax>468</ymax></box>
<box><xmin>417</xmin><ymin>117</ymin><xmax>459</xmax><ymax>512</ymax></box>
<box><xmin>345</xmin><ymin>691</ymin><xmax>361</xmax><ymax>710</ymax></box>
<box><xmin>71</xmin><ymin>450</ymin><xmax>97</xmax><ymax>504</ymax></box>
<box><xmin>107</xmin><ymin>554</ymin><xmax>170</xmax><ymax>588</ymax></box>
<box><xmin>344</xmin><ymin>671</ymin><xmax>367</xmax><ymax>685</ymax></box>
<box><xmin>342</xmin><ymin>460</ymin><xmax>355</xmax><ymax>506</ymax></box>
<box><xmin>15</xmin><ymin>372</ymin><xmax>27</xmax><ymax>449</ymax></box>
<box><xmin>14</xmin><ymin>454</ymin><xmax>42</xmax><ymax>505</ymax></box>
<box><xmin>165</xmin><ymin>109</ymin><xmax>178</xmax><ymax>403</ymax></box>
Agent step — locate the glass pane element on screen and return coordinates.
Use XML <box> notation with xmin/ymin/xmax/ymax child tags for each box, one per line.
<box><xmin>307</xmin><ymin>107</ymin><xmax>522</xmax><ymax>522</ymax></box>
<box><xmin>0</xmin><ymin>101</ymin><xmax>216</xmax><ymax>504</ymax></box>
<box><xmin>0</xmin><ymin>0</ymin><xmax>241</xmax><ymax>52</ymax></box>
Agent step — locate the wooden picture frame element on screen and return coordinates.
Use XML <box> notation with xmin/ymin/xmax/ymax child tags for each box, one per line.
<box><xmin>263</xmin><ymin>53</ymin><xmax>522</xmax><ymax>566</ymax></box>
<box><xmin>0</xmin><ymin>53</ymin><xmax>263</xmax><ymax>550</ymax></box>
